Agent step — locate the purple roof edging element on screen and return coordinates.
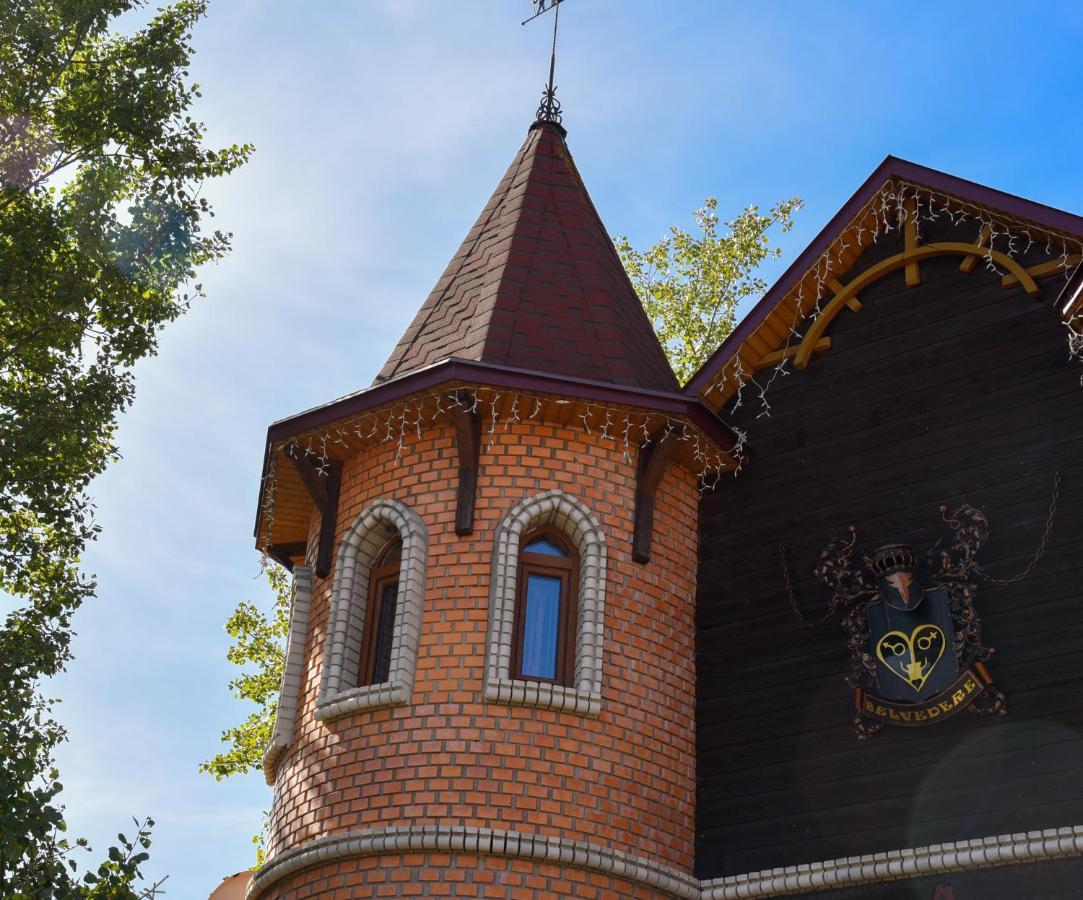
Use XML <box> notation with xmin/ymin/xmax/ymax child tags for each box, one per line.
<box><xmin>684</xmin><ymin>155</ymin><xmax>1083</xmax><ymax>396</ymax></box>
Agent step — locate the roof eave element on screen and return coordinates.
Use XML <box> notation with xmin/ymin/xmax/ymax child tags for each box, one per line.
<box><xmin>253</xmin><ymin>357</ymin><xmax>736</xmax><ymax>539</ymax></box>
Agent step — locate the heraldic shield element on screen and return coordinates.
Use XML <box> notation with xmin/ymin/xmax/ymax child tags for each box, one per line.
<box><xmin>809</xmin><ymin>504</ymin><xmax>1009</xmax><ymax>740</ymax></box>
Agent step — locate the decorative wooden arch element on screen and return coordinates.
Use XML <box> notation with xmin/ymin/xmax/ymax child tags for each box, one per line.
<box><xmin>791</xmin><ymin>240</ymin><xmax>1041</xmax><ymax>369</ymax></box>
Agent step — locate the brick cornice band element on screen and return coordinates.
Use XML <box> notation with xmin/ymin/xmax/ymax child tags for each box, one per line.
<box><xmin>247</xmin><ymin>824</ymin><xmax>1083</xmax><ymax>899</ymax></box>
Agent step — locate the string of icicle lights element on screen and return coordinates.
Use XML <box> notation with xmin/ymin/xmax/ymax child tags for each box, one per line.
<box><xmin>706</xmin><ymin>179</ymin><xmax>1083</xmax><ymax>418</ymax></box>
<box><xmin>257</xmin><ymin>387</ymin><xmax>746</xmax><ymax>556</ymax></box>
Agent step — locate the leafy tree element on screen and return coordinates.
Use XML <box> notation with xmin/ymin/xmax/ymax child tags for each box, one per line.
<box><xmin>615</xmin><ymin>196</ymin><xmax>802</xmax><ymax>384</ymax></box>
<box><xmin>0</xmin><ymin>0</ymin><xmax>250</xmax><ymax>893</ymax></box>
<box><xmin>200</xmin><ymin>565</ymin><xmax>291</xmax><ymax>864</ymax></box>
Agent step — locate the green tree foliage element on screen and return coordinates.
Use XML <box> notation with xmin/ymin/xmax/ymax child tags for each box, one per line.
<box><xmin>615</xmin><ymin>196</ymin><xmax>802</xmax><ymax>385</ymax></box>
<box><xmin>0</xmin><ymin>0</ymin><xmax>250</xmax><ymax>893</ymax></box>
<box><xmin>201</xmin><ymin>565</ymin><xmax>290</xmax><ymax>864</ymax></box>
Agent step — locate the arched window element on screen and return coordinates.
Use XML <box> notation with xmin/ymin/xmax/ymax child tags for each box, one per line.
<box><xmin>360</xmin><ymin>537</ymin><xmax>401</xmax><ymax>686</ymax></box>
<box><xmin>316</xmin><ymin>498</ymin><xmax>428</xmax><ymax>722</ymax></box>
<box><xmin>513</xmin><ymin>528</ymin><xmax>577</xmax><ymax>684</ymax></box>
<box><xmin>486</xmin><ymin>489</ymin><xmax>607</xmax><ymax>716</ymax></box>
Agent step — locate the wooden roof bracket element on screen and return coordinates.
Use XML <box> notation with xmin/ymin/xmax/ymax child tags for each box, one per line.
<box><xmin>288</xmin><ymin>451</ymin><xmax>342</xmax><ymax>578</ymax></box>
<box><xmin>959</xmin><ymin>225</ymin><xmax>991</xmax><ymax>273</ymax></box>
<box><xmin>632</xmin><ymin>429</ymin><xmax>678</xmax><ymax>563</ymax></box>
<box><xmin>266</xmin><ymin>541</ymin><xmax>307</xmax><ymax>572</ymax></box>
<box><xmin>454</xmin><ymin>402</ymin><xmax>482</xmax><ymax>535</ymax></box>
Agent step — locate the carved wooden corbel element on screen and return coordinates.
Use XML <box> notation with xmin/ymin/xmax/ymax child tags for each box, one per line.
<box><xmin>288</xmin><ymin>452</ymin><xmax>342</xmax><ymax>578</ymax></box>
<box><xmin>632</xmin><ymin>430</ymin><xmax>678</xmax><ymax>563</ymax></box>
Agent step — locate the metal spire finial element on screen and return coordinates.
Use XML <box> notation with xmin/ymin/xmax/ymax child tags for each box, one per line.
<box><xmin>523</xmin><ymin>0</ymin><xmax>565</xmax><ymax>126</ymax></box>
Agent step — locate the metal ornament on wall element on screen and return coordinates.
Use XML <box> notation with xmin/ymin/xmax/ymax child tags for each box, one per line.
<box><xmin>820</xmin><ymin>516</ymin><xmax>1006</xmax><ymax>741</ymax></box>
<box><xmin>784</xmin><ymin>476</ymin><xmax>1060</xmax><ymax>740</ymax></box>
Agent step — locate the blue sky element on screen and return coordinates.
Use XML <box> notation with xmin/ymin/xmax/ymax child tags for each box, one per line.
<box><xmin>46</xmin><ymin>1</ymin><xmax>1083</xmax><ymax>895</ymax></box>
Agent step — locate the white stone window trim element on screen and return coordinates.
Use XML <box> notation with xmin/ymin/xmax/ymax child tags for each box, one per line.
<box><xmin>484</xmin><ymin>489</ymin><xmax>607</xmax><ymax>716</ymax></box>
<box><xmin>262</xmin><ymin>565</ymin><xmax>313</xmax><ymax>785</ymax></box>
<box><xmin>315</xmin><ymin>498</ymin><xmax>428</xmax><ymax>722</ymax></box>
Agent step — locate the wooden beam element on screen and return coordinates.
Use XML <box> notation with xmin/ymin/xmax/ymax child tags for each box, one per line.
<box><xmin>289</xmin><ymin>451</ymin><xmax>341</xmax><ymax>578</ymax></box>
<box><xmin>632</xmin><ymin>430</ymin><xmax>678</xmax><ymax>564</ymax></box>
<box><xmin>793</xmin><ymin>241</ymin><xmax>1040</xmax><ymax>370</ymax></box>
<box><xmin>267</xmin><ymin>541</ymin><xmax>308</xmax><ymax>572</ymax></box>
<box><xmin>289</xmin><ymin>451</ymin><xmax>333</xmax><ymax>517</ymax></box>
<box><xmin>960</xmin><ymin>225</ymin><xmax>991</xmax><ymax>273</ymax></box>
<box><xmin>454</xmin><ymin>407</ymin><xmax>481</xmax><ymax>535</ymax></box>
<box><xmin>828</xmin><ymin>278</ymin><xmax>862</xmax><ymax>312</ymax></box>
<box><xmin>314</xmin><ymin>461</ymin><xmax>341</xmax><ymax>578</ymax></box>
<box><xmin>757</xmin><ymin>337</ymin><xmax>831</xmax><ymax>369</ymax></box>
<box><xmin>904</xmin><ymin>198</ymin><xmax>920</xmax><ymax>287</ymax></box>
<box><xmin>1002</xmin><ymin>254</ymin><xmax>1082</xmax><ymax>289</ymax></box>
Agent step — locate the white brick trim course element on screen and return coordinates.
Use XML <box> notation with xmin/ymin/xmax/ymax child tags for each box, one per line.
<box><xmin>262</xmin><ymin>566</ymin><xmax>314</xmax><ymax>785</ymax></box>
<box><xmin>247</xmin><ymin>824</ymin><xmax>699</xmax><ymax>899</ymax></box>
<box><xmin>247</xmin><ymin>824</ymin><xmax>1083</xmax><ymax>899</ymax></box>
<box><xmin>315</xmin><ymin>498</ymin><xmax>428</xmax><ymax>722</ymax></box>
<box><xmin>485</xmin><ymin>489</ymin><xmax>607</xmax><ymax>715</ymax></box>
<box><xmin>700</xmin><ymin>825</ymin><xmax>1083</xmax><ymax>898</ymax></box>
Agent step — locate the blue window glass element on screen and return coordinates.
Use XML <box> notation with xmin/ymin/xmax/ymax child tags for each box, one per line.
<box><xmin>520</xmin><ymin>574</ymin><xmax>562</xmax><ymax>679</ymax></box>
<box><xmin>523</xmin><ymin>536</ymin><xmax>569</xmax><ymax>557</ymax></box>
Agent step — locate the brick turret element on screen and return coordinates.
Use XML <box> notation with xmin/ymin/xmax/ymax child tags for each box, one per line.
<box><xmin>250</xmin><ymin>119</ymin><xmax>733</xmax><ymax>899</ymax></box>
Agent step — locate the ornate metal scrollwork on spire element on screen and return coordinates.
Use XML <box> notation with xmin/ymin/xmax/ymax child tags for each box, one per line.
<box><xmin>536</xmin><ymin>83</ymin><xmax>562</xmax><ymax>125</ymax></box>
<box><xmin>525</xmin><ymin>0</ymin><xmax>565</xmax><ymax>126</ymax></box>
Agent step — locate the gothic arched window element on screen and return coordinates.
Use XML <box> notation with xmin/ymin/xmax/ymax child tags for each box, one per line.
<box><xmin>316</xmin><ymin>498</ymin><xmax>428</xmax><ymax>722</ymax></box>
<box><xmin>486</xmin><ymin>490</ymin><xmax>607</xmax><ymax>716</ymax></box>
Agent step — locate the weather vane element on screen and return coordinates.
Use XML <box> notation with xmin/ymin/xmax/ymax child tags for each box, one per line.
<box><xmin>523</xmin><ymin>0</ymin><xmax>566</xmax><ymax>125</ymax></box>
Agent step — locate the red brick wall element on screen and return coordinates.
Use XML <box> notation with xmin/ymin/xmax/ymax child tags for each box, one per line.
<box><xmin>264</xmin><ymin>416</ymin><xmax>699</xmax><ymax>892</ymax></box>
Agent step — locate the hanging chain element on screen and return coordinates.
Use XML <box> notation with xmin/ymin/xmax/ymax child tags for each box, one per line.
<box><xmin>780</xmin><ymin>544</ymin><xmax>840</xmax><ymax>628</ymax></box>
<box><xmin>974</xmin><ymin>470</ymin><xmax>1062</xmax><ymax>585</ymax></box>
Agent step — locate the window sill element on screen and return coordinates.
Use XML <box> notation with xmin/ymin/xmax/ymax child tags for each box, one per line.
<box><xmin>314</xmin><ymin>681</ymin><xmax>409</xmax><ymax>722</ymax></box>
<box><xmin>484</xmin><ymin>677</ymin><xmax>600</xmax><ymax>716</ymax></box>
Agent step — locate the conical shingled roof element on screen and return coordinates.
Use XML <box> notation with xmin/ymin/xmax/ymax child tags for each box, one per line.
<box><xmin>375</xmin><ymin>121</ymin><xmax>678</xmax><ymax>392</ymax></box>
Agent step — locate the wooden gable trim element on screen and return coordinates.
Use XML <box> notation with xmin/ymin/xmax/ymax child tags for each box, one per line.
<box><xmin>792</xmin><ymin>240</ymin><xmax>1040</xmax><ymax>370</ymax></box>
<box><xmin>685</xmin><ymin>157</ymin><xmax>1083</xmax><ymax>410</ymax></box>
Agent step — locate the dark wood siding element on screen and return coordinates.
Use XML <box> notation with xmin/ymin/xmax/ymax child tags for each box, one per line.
<box><xmin>695</xmin><ymin>223</ymin><xmax>1083</xmax><ymax>881</ymax></box>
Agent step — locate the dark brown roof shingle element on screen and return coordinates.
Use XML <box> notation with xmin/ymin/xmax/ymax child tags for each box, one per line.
<box><xmin>375</xmin><ymin>121</ymin><xmax>677</xmax><ymax>392</ymax></box>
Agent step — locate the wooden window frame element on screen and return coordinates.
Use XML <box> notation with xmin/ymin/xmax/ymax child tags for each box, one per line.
<box><xmin>510</xmin><ymin>526</ymin><xmax>578</xmax><ymax>686</ymax></box>
<box><xmin>358</xmin><ymin>538</ymin><xmax>401</xmax><ymax>686</ymax></box>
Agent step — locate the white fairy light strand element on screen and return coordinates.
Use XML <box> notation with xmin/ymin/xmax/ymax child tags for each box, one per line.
<box><xmin>705</xmin><ymin>179</ymin><xmax>1083</xmax><ymax>413</ymax></box>
<box><xmin>257</xmin><ymin>387</ymin><xmax>741</xmax><ymax>550</ymax></box>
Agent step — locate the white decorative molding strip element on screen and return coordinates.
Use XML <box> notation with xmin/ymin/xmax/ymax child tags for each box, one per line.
<box><xmin>247</xmin><ymin>823</ymin><xmax>1083</xmax><ymax>899</ymax></box>
<box><xmin>485</xmin><ymin>489</ymin><xmax>607</xmax><ymax>715</ymax></box>
<box><xmin>263</xmin><ymin>566</ymin><xmax>313</xmax><ymax>785</ymax></box>
<box><xmin>700</xmin><ymin>826</ymin><xmax>1083</xmax><ymax>898</ymax></box>
<box><xmin>247</xmin><ymin>824</ymin><xmax>699</xmax><ymax>900</ymax></box>
<box><xmin>316</xmin><ymin>498</ymin><xmax>428</xmax><ymax>722</ymax></box>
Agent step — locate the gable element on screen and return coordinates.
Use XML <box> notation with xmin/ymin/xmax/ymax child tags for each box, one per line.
<box><xmin>686</xmin><ymin>157</ymin><xmax>1083</xmax><ymax>417</ymax></box>
<box><xmin>693</xmin><ymin>162</ymin><xmax>1083</xmax><ymax>882</ymax></box>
